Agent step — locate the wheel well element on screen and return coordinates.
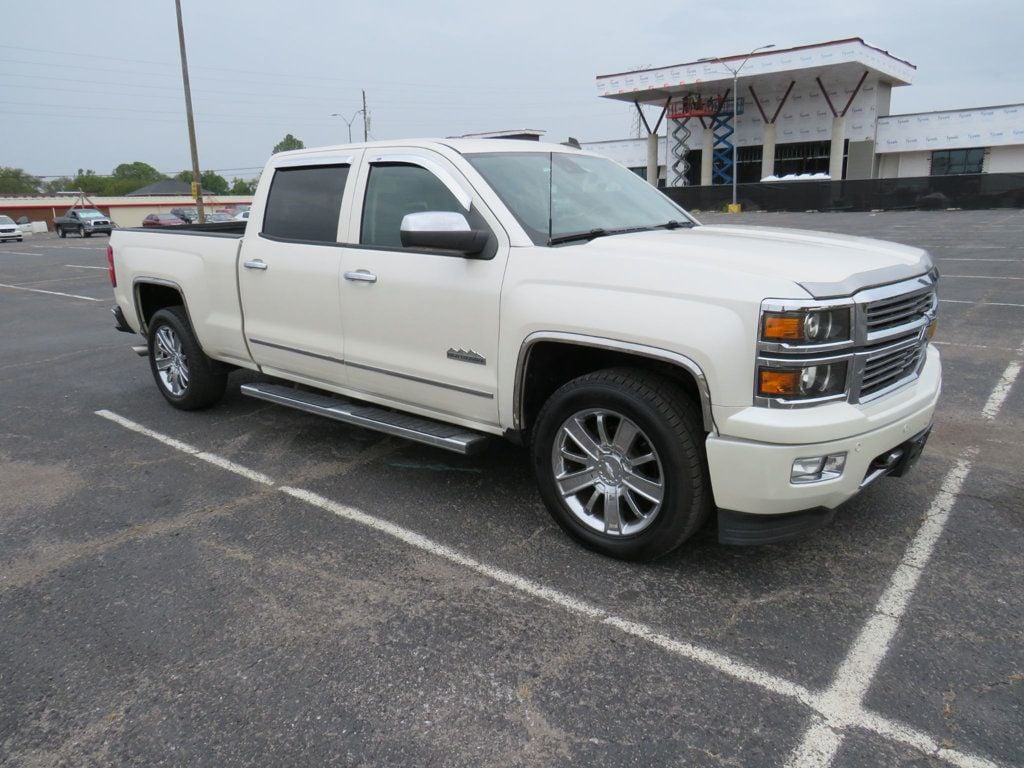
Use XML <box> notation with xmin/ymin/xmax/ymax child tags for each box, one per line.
<box><xmin>519</xmin><ymin>341</ymin><xmax>707</xmax><ymax>436</ymax></box>
<box><xmin>136</xmin><ymin>283</ymin><xmax>185</xmax><ymax>330</ymax></box>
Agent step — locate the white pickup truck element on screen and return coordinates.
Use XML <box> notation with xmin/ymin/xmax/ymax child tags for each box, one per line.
<box><xmin>108</xmin><ymin>139</ymin><xmax>941</xmax><ymax>560</ymax></box>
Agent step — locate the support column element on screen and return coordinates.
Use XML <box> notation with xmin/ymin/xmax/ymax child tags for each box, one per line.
<box><xmin>646</xmin><ymin>132</ymin><xmax>659</xmax><ymax>186</ymax></box>
<box><xmin>701</xmin><ymin>127</ymin><xmax>714</xmax><ymax>186</ymax></box>
<box><xmin>761</xmin><ymin>123</ymin><xmax>777</xmax><ymax>180</ymax></box>
<box><xmin>829</xmin><ymin>115</ymin><xmax>846</xmax><ymax>180</ymax></box>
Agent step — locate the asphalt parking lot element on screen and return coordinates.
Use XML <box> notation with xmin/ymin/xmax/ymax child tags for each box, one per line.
<box><xmin>1</xmin><ymin>211</ymin><xmax>1021</xmax><ymax>767</ymax></box>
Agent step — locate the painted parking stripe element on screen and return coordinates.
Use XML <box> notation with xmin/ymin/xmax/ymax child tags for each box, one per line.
<box><xmin>942</xmin><ymin>274</ymin><xmax>1024</xmax><ymax>280</ymax></box>
<box><xmin>0</xmin><ymin>282</ymin><xmax>103</xmax><ymax>302</ymax></box>
<box><xmin>94</xmin><ymin>409</ymin><xmax>1008</xmax><ymax>768</ymax></box>
<box><xmin>65</xmin><ymin>265</ymin><xmax>107</xmax><ymax>270</ymax></box>
<box><xmin>981</xmin><ymin>340</ymin><xmax>1023</xmax><ymax>420</ymax></box>
<box><xmin>940</xmin><ymin>300</ymin><xmax>1024</xmax><ymax>308</ymax></box>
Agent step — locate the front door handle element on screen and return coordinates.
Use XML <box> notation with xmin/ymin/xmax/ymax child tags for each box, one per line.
<box><xmin>243</xmin><ymin>259</ymin><xmax>268</xmax><ymax>271</ymax></box>
<box><xmin>344</xmin><ymin>270</ymin><xmax>377</xmax><ymax>283</ymax></box>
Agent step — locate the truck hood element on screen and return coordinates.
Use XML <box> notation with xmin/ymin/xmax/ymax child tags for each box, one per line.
<box><xmin>576</xmin><ymin>224</ymin><xmax>933</xmax><ymax>299</ymax></box>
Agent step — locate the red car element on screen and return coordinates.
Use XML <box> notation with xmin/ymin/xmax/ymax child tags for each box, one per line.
<box><xmin>142</xmin><ymin>213</ymin><xmax>187</xmax><ymax>227</ymax></box>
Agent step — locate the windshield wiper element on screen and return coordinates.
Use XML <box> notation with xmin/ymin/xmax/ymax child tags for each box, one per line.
<box><xmin>654</xmin><ymin>219</ymin><xmax>694</xmax><ymax>229</ymax></box>
<box><xmin>548</xmin><ymin>228</ymin><xmax>609</xmax><ymax>245</ymax></box>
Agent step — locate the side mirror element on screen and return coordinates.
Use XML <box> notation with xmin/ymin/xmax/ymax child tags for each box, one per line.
<box><xmin>400</xmin><ymin>211</ymin><xmax>489</xmax><ymax>256</ymax></box>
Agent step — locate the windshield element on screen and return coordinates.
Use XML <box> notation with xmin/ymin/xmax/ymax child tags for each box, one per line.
<box><xmin>75</xmin><ymin>210</ymin><xmax>105</xmax><ymax>219</ymax></box>
<box><xmin>0</xmin><ymin>215</ymin><xmax>14</xmax><ymax>225</ymax></box>
<box><xmin>466</xmin><ymin>151</ymin><xmax>696</xmax><ymax>245</ymax></box>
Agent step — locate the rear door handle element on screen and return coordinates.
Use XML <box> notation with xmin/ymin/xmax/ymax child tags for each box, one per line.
<box><xmin>344</xmin><ymin>270</ymin><xmax>377</xmax><ymax>283</ymax></box>
<box><xmin>243</xmin><ymin>259</ymin><xmax>268</xmax><ymax>271</ymax></box>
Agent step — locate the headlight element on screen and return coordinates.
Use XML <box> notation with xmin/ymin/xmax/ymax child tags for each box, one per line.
<box><xmin>758</xmin><ymin>362</ymin><xmax>848</xmax><ymax>400</ymax></box>
<box><xmin>761</xmin><ymin>308</ymin><xmax>851</xmax><ymax>344</ymax></box>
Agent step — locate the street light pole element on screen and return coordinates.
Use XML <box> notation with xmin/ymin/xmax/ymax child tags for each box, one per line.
<box><xmin>330</xmin><ymin>109</ymin><xmax>364</xmax><ymax>144</ymax></box>
<box><xmin>714</xmin><ymin>44</ymin><xmax>775</xmax><ymax>208</ymax></box>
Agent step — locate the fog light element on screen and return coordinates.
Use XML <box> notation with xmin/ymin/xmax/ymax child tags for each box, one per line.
<box><xmin>791</xmin><ymin>452</ymin><xmax>847</xmax><ymax>484</ymax></box>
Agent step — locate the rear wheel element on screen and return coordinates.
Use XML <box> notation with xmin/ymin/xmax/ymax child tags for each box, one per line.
<box><xmin>531</xmin><ymin>368</ymin><xmax>711</xmax><ymax>561</ymax></box>
<box><xmin>147</xmin><ymin>306</ymin><xmax>227</xmax><ymax>410</ymax></box>
<box><xmin>57</xmin><ymin>226</ymin><xmax>66</xmax><ymax>238</ymax></box>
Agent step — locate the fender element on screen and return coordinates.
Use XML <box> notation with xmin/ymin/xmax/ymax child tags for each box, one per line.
<box><xmin>512</xmin><ymin>331</ymin><xmax>715</xmax><ymax>433</ymax></box>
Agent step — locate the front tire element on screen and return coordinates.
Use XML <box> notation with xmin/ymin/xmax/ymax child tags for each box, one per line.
<box><xmin>531</xmin><ymin>368</ymin><xmax>711</xmax><ymax>561</ymax></box>
<box><xmin>147</xmin><ymin>306</ymin><xmax>227</xmax><ymax>410</ymax></box>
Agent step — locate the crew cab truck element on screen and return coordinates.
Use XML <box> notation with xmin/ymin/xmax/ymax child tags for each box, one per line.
<box><xmin>55</xmin><ymin>207</ymin><xmax>112</xmax><ymax>238</ymax></box>
<box><xmin>108</xmin><ymin>139</ymin><xmax>941</xmax><ymax>561</ymax></box>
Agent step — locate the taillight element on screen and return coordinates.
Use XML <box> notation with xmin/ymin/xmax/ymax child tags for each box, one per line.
<box><xmin>106</xmin><ymin>244</ymin><xmax>117</xmax><ymax>287</ymax></box>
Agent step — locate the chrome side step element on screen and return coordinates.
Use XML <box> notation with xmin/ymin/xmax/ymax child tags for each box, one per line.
<box><xmin>240</xmin><ymin>382</ymin><xmax>489</xmax><ymax>455</ymax></box>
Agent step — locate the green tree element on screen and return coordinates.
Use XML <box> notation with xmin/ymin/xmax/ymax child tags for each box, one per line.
<box><xmin>73</xmin><ymin>169</ymin><xmax>108</xmax><ymax>195</ymax></box>
<box><xmin>200</xmin><ymin>171</ymin><xmax>228</xmax><ymax>195</ymax></box>
<box><xmin>175</xmin><ymin>170</ymin><xmax>229</xmax><ymax>195</ymax></box>
<box><xmin>112</xmin><ymin>161</ymin><xmax>164</xmax><ymax>183</ymax></box>
<box><xmin>0</xmin><ymin>167</ymin><xmax>42</xmax><ymax>194</ymax></box>
<box><xmin>42</xmin><ymin>176</ymin><xmax>75</xmax><ymax>195</ymax></box>
<box><xmin>273</xmin><ymin>133</ymin><xmax>304</xmax><ymax>153</ymax></box>
<box><xmin>229</xmin><ymin>177</ymin><xmax>257</xmax><ymax>195</ymax></box>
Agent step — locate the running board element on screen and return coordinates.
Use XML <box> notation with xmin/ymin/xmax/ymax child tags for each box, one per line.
<box><xmin>240</xmin><ymin>382</ymin><xmax>489</xmax><ymax>455</ymax></box>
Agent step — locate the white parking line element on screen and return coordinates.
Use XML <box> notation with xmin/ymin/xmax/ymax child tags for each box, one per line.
<box><xmin>787</xmin><ymin>454</ymin><xmax>978</xmax><ymax>767</ymax></box>
<box><xmin>0</xmin><ymin>282</ymin><xmax>103</xmax><ymax>302</ymax></box>
<box><xmin>981</xmin><ymin>342</ymin><xmax>1023</xmax><ymax>420</ymax></box>
<box><xmin>65</xmin><ymin>265</ymin><xmax>107</xmax><ymax>270</ymax></box>
<box><xmin>95</xmin><ymin>410</ymin><xmax>275</xmax><ymax>485</ymax></box>
<box><xmin>940</xmin><ymin>300</ymin><xmax>1024</xmax><ymax>308</ymax></box>
<box><xmin>93</xmin><ymin>408</ymin><xmax>1008</xmax><ymax>768</ymax></box>
<box><xmin>942</xmin><ymin>275</ymin><xmax>1024</xmax><ymax>280</ymax></box>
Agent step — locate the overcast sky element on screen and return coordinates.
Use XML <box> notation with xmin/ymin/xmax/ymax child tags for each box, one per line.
<box><xmin>3</xmin><ymin>0</ymin><xmax>1021</xmax><ymax>181</ymax></box>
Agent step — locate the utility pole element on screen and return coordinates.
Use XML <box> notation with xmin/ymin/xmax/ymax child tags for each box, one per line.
<box><xmin>174</xmin><ymin>0</ymin><xmax>205</xmax><ymax>223</ymax></box>
<box><xmin>362</xmin><ymin>89</ymin><xmax>368</xmax><ymax>141</ymax></box>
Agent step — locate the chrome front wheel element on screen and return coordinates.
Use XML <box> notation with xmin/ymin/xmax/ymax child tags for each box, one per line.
<box><xmin>531</xmin><ymin>368</ymin><xmax>711</xmax><ymax>561</ymax></box>
<box><xmin>552</xmin><ymin>408</ymin><xmax>665</xmax><ymax>537</ymax></box>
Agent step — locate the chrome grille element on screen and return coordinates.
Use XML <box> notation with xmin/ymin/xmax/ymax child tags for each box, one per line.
<box><xmin>865</xmin><ymin>289</ymin><xmax>935</xmax><ymax>333</ymax></box>
<box><xmin>860</xmin><ymin>341</ymin><xmax>925</xmax><ymax>399</ymax></box>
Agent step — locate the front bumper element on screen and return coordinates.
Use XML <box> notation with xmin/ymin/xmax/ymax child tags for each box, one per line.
<box><xmin>705</xmin><ymin>345</ymin><xmax>941</xmax><ymax>520</ymax></box>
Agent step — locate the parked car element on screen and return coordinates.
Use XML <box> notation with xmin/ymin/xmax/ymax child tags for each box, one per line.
<box><xmin>108</xmin><ymin>139</ymin><xmax>940</xmax><ymax>560</ymax></box>
<box><xmin>233</xmin><ymin>210</ymin><xmax>250</xmax><ymax>221</ymax></box>
<box><xmin>54</xmin><ymin>208</ymin><xmax>112</xmax><ymax>238</ymax></box>
<box><xmin>205</xmin><ymin>212</ymin><xmax>236</xmax><ymax>223</ymax></box>
<box><xmin>142</xmin><ymin>213</ymin><xmax>187</xmax><ymax>228</ymax></box>
<box><xmin>0</xmin><ymin>214</ymin><xmax>22</xmax><ymax>242</ymax></box>
<box><xmin>170</xmin><ymin>207</ymin><xmax>198</xmax><ymax>223</ymax></box>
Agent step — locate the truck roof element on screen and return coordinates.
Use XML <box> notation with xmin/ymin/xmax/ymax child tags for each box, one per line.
<box><xmin>270</xmin><ymin>138</ymin><xmax>586</xmax><ymax>164</ymax></box>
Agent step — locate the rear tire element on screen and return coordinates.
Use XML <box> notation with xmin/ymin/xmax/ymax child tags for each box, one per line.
<box><xmin>531</xmin><ymin>368</ymin><xmax>712</xmax><ymax>561</ymax></box>
<box><xmin>57</xmin><ymin>226</ymin><xmax>66</xmax><ymax>238</ymax></box>
<box><xmin>147</xmin><ymin>306</ymin><xmax>227</xmax><ymax>410</ymax></box>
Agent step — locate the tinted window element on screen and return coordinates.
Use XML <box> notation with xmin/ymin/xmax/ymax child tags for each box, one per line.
<box><xmin>930</xmin><ymin>148</ymin><xmax>984</xmax><ymax>176</ymax></box>
<box><xmin>360</xmin><ymin>164</ymin><xmax>463</xmax><ymax>248</ymax></box>
<box><xmin>263</xmin><ymin>164</ymin><xmax>349</xmax><ymax>242</ymax></box>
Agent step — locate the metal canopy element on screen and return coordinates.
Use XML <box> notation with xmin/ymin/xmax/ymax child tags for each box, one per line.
<box><xmin>596</xmin><ymin>38</ymin><xmax>915</xmax><ymax>106</ymax></box>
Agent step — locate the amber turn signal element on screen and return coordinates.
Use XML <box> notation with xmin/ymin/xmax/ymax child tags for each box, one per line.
<box><xmin>762</xmin><ymin>315</ymin><xmax>804</xmax><ymax>341</ymax></box>
<box><xmin>759</xmin><ymin>369</ymin><xmax>801</xmax><ymax>396</ymax></box>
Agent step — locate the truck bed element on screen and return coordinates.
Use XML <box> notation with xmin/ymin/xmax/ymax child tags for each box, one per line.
<box><xmin>126</xmin><ymin>221</ymin><xmax>247</xmax><ymax>237</ymax></box>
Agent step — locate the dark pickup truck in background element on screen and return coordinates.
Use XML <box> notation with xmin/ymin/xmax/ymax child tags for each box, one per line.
<box><xmin>54</xmin><ymin>208</ymin><xmax>113</xmax><ymax>238</ymax></box>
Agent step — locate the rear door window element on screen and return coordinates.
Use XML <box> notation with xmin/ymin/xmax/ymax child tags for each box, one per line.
<box><xmin>262</xmin><ymin>164</ymin><xmax>349</xmax><ymax>243</ymax></box>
